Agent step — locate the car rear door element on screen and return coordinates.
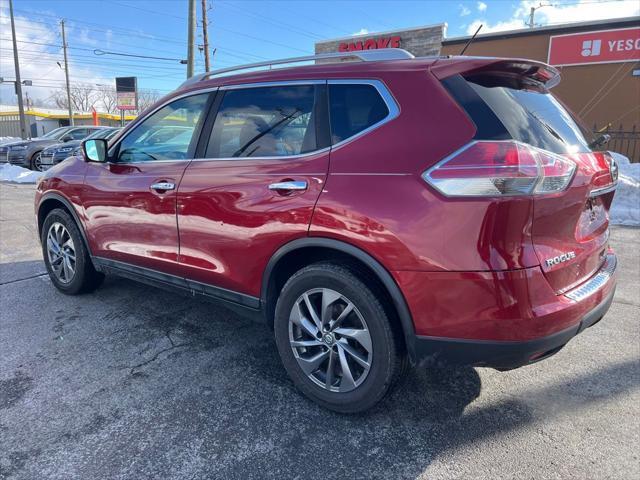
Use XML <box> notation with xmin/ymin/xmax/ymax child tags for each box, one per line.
<box><xmin>176</xmin><ymin>81</ymin><xmax>330</xmax><ymax>300</ymax></box>
<box><xmin>82</xmin><ymin>92</ymin><xmax>212</xmax><ymax>275</ymax></box>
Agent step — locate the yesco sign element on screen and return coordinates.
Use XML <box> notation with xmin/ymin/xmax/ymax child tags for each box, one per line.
<box><xmin>338</xmin><ymin>36</ymin><xmax>401</xmax><ymax>52</ymax></box>
<box><xmin>548</xmin><ymin>27</ymin><xmax>640</xmax><ymax>66</ymax></box>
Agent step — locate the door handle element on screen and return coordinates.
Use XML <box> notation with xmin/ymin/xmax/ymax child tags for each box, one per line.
<box><xmin>150</xmin><ymin>181</ymin><xmax>176</xmax><ymax>192</ymax></box>
<box><xmin>268</xmin><ymin>181</ymin><xmax>308</xmax><ymax>191</ymax></box>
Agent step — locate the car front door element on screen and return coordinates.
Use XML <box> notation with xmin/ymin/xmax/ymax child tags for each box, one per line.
<box><xmin>176</xmin><ymin>82</ymin><xmax>330</xmax><ymax>301</ymax></box>
<box><xmin>82</xmin><ymin>92</ymin><xmax>212</xmax><ymax>274</ymax></box>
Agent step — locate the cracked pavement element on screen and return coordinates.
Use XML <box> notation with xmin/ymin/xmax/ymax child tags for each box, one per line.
<box><xmin>1</xmin><ymin>183</ymin><xmax>639</xmax><ymax>479</ymax></box>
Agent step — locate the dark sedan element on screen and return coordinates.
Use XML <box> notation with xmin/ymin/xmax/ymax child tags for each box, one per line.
<box><xmin>0</xmin><ymin>126</ymin><xmax>105</xmax><ymax>171</ymax></box>
<box><xmin>39</xmin><ymin>127</ymin><xmax>122</xmax><ymax>171</ymax></box>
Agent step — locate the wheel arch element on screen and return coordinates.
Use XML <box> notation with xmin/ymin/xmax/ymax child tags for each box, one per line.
<box><xmin>261</xmin><ymin>237</ymin><xmax>417</xmax><ymax>360</ymax></box>
<box><xmin>37</xmin><ymin>193</ymin><xmax>92</xmax><ymax>255</ymax></box>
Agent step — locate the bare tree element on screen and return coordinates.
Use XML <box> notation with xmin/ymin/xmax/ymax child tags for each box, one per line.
<box><xmin>50</xmin><ymin>83</ymin><xmax>100</xmax><ymax>112</ymax></box>
<box><xmin>97</xmin><ymin>85</ymin><xmax>117</xmax><ymax>113</ymax></box>
<box><xmin>137</xmin><ymin>89</ymin><xmax>162</xmax><ymax>113</ymax></box>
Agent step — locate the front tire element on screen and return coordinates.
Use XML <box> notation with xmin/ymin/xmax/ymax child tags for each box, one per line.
<box><xmin>41</xmin><ymin>208</ymin><xmax>104</xmax><ymax>295</ymax></box>
<box><xmin>274</xmin><ymin>262</ymin><xmax>405</xmax><ymax>413</ymax></box>
<box><xmin>30</xmin><ymin>151</ymin><xmax>43</xmax><ymax>171</ymax></box>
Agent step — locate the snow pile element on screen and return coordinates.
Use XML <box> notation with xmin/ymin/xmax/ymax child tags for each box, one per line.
<box><xmin>0</xmin><ymin>136</ymin><xmax>20</xmax><ymax>145</ymax></box>
<box><xmin>609</xmin><ymin>152</ymin><xmax>639</xmax><ymax>227</ymax></box>
<box><xmin>0</xmin><ymin>164</ymin><xmax>44</xmax><ymax>184</ymax></box>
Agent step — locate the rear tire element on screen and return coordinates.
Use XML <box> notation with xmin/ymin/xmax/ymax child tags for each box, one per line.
<box><xmin>41</xmin><ymin>208</ymin><xmax>104</xmax><ymax>295</ymax></box>
<box><xmin>274</xmin><ymin>262</ymin><xmax>405</xmax><ymax>413</ymax></box>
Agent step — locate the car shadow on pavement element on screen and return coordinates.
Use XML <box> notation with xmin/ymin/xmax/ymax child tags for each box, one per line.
<box><xmin>98</xmin><ymin>278</ymin><xmax>640</xmax><ymax>478</ymax></box>
<box><xmin>0</xmin><ymin>259</ymin><xmax>46</xmax><ymax>285</ymax></box>
<box><xmin>2</xmin><ymin>273</ymin><xmax>639</xmax><ymax>479</ymax></box>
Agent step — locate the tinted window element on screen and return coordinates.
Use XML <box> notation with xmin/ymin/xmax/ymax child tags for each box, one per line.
<box><xmin>85</xmin><ymin>128</ymin><xmax>115</xmax><ymax>140</ymax></box>
<box><xmin>42</xmin><ymin>127</ymin><xmax>70</xmax><ymax>139</ymax></box>
<box><xmin>445</xmin><ymin>74</ymin><xmax>594</xmax><ymax>154</ymax></box>
<box><xmin>116</xmin><ymin>94</ymin><xmax>209</xmax><ymax>162</ymax></box>
<box><xmin>328</xmin><ymin>84</ymin><xmax>389</xmax><ymax>144</ymax></box>
<box><xmin>207</xmin><ymin>85</ymin><xmax>318</xmax><ymax>158</ymax></box>
<box><xmin>68</xmin><ymin>128</ymin><xmax>90</xmax><ymax>140</ymax></box>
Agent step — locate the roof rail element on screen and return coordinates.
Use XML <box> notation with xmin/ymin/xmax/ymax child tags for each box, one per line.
<box><xmin>179</xmin><ymin>49</ymin><xmax>415</xmax><ymax>88</ymax></box>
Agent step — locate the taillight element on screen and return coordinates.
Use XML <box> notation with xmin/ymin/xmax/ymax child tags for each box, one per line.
<box><xmin>423</xmin><ymin>141</ymin><xmax>576</xmax><ymax>197</ymax></box>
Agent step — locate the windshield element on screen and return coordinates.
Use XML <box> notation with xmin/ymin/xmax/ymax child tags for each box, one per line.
<box><xmin>85</xmin><ymin>129</ymin><xmax>116</xmax><ymax>140</ymax></box>
<box><xmin>41</xmin><ymin>127</ymin><xmax>70</xmax><ymax>139</ymax></box>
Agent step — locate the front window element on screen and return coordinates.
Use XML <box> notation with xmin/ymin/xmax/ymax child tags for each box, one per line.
<box><xmin>206</xmin><ymin>85</ymin><xmax>319</xmax><ymax>158</ymax></box>
<box><xmin>115</xmin><ymin>93</ymin><xmax>209</xmax><ymax>162</ymax></box>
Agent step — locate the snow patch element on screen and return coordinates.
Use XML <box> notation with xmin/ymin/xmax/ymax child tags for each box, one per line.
<box><xmin>0</xmin><ymin>164</ymin><xmax>44</xmax><ymax>184</ymax></box>
<box><xmin>609</xmin><ymin>152</ymin><xmax>639</xmax><ymax>227</ymax></box>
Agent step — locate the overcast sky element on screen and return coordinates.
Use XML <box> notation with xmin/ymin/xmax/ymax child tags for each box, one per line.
<box><xmin>1</xmin><ymin>0</ymin><xmax>638</xmax><ymax>109</ymax></box>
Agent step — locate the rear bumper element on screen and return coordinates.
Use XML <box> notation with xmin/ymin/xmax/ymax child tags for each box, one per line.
<box><xmin>412</xmin><ymin>284</ymin><xmax>615</xmax><ymax>370</ymax></box>
<box><xmin>400</xmin><ymin>252</ymin><xmax>617</xmax><ymax>369</ymax></box>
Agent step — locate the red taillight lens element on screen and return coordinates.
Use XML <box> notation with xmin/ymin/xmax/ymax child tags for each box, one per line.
<box><xmin>423</xmin><ymin>141</ymin><xmax>576</xmax><ymax>197</ymax></box>
<box><xmin>568</xmin><ymin>151</ymin><xmax>617</xmax><ymax>192</ymax></box>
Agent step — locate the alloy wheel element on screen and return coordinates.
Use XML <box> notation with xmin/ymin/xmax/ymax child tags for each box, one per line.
<box><xmin>288</xmin><ymin>288</ymin><xmax>373</xmax><ymax>392</ymax></box>
<box><xmin>46</xmin><ymin>222</ymin><xmax>76</xmax><ymax>283</ymax></box>
<box><xmin>34</xmin><ymin>153</ymin><xmax>44</xmax><ymax>172</ymax></box>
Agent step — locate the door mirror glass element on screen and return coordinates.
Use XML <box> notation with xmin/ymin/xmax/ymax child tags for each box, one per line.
<box><xmin>83</xmin><ymin>139</ymin><xmax>108</xmax><ymax>162</ymax></box>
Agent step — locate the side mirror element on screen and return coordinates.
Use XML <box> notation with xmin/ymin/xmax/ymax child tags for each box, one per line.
<box><xmin>82</xmin><ymin>139</ymin><xmax>108</xmax><ymax>162</ymax></box>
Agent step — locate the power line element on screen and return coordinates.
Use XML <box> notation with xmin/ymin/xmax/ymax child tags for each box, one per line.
<box><xmin>11</xmin><ymin>10</ymin><xmax>267</xmax><ymax>60</ymax></box>
<box><xmin>215</xmin><ymin>0</ymin><xmax>325</xmax><ymax>40</ymax></box>
<box><xmin>90</xmin><ymin>1</ymin><xmax>313</xmax><ymax>54</ymax></box>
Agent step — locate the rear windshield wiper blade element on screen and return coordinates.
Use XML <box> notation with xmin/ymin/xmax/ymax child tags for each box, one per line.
<box><xmin>589</xmin><ymin>133</ymin><xmax>611</xmax><ymax>149</ymax></box>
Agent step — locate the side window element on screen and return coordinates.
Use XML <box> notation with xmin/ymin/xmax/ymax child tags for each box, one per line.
<box><xmin>206</xmin><ymin>85</ymin><xmax>318</xmax><ymax>158</ymax></box>
<box><xmin>115</xmin><ymin>93</ymin><xmax>209</xmax><ymax>163</ymax></box>
<box><xmin>328</xmin><ymin>83</ymin><xmax>390</xmax><ymax>144</ymax></box>
<box><xmin>69</xmin><ymin>128</ymin><xmax>89</xmax><ymax>140</ymax></box>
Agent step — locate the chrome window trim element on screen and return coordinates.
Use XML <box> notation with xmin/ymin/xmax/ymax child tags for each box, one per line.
<box><xmin>190</xmin><ymin>147</ymin><xmax>332</xmax><ymax>163</ymax></box>
<box><xmin>327</xmin><ymin>79</ymin><xmax>400</xmax><ymax>151</ymax></box>
<box><xmin>219</xmin><ymin>79</ymin><xmax>325</xmax><ymax>90</ymax></box>
<box><xmin>564</xmin><ymin>253</ymin><xmax>616</xmax><ymax>302</ymax></box>
<box><xmin>108</xmin><ymin>79</ymin><xmax>401</xmax><ymax>164</ymax></box>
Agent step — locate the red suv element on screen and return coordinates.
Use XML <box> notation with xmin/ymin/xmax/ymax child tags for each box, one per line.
<box><xmin>35</xmin><ymin>50</ymin><xmax>618</xmax><ymax>413</ymax></box>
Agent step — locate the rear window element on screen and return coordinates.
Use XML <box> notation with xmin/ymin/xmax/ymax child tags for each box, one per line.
<box><xmin>328</xmin><ymin>84</ymin><xmax>389</xmax><ymax>144</ymax></box>
<box><xmin>443</xmin><ymin>74</ymin><xmax>595</xmax><ymax>154</ymax></box>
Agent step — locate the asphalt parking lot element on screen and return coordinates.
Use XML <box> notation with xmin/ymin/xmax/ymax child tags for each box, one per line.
<box><xmin>0</xmin><ymin>182</ymin><xmax>638</xmax><ymax>480</ymax></box>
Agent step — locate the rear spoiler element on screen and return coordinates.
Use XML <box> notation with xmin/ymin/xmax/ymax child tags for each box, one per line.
<box><xmin>430</xmin><ymin>56</ymin><xmax>561</xmax><ymax>89</ymax></box>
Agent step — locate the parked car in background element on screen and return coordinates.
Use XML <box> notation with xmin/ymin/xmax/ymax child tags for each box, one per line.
<box><xmin>35</xmin><ymin>50</ymin><xmax>618</xmax><ymax>413</ymax></box>
<box><xmin>0</xmin><ymin>136</ymin><xmax>21</xmax><ymax>146</ymax></box>
<box><xmin>38</xmin><ymin>127</ymin><xmax>122</xmax><ymax>171</ymax></box>
<box><xmin>0</xmin><ymin>126</ymin><xmax>105</xmax><ymax>171</ymax></box>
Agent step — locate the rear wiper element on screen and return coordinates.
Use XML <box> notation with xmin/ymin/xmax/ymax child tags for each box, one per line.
<box><xmin>589</xmin><ymin>133</ymin><xmax>611</xmax><ymax>149</ymax></box>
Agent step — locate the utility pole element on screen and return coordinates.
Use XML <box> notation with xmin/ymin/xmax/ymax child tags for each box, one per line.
<box><xmin>60</xmin><ymin>20</ymin><xmax>74</xmax><ymax>126</ymax></box>
<box><xmin>528</xmin><ymin>3</ymin><xmax>550</xmax><ymax>28</ymax></box>
<box><xmin>9</xmin><ymin>0</ymin><xmax>28</xmax><ymax>139</ymax></box>
<box><xmin>187</xmin><ymin>0</ymin><xmax>196</xmax><ymax>78</ymax></box>
<box><xmin>201</xmin><ymin>0</ymin><xmax>211</xmax><ymax>71</ymax></box>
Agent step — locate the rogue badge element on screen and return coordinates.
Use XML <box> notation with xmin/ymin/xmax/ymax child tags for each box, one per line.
<box><xmin>545</xmin><ymin>251</ymin><xmax>576</xmax><ymax>267</ymax></box>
